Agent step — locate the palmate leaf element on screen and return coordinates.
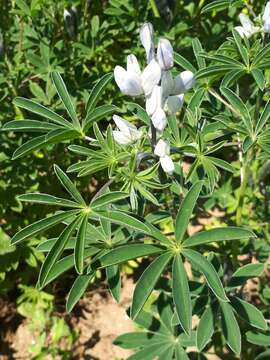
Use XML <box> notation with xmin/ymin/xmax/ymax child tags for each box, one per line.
<box><xmin>172</xmin><ymin>254</ymin><xmax>192</xmax><ymax>334</ymax></box>
<box><xmin>131</xmin><ymin>252</ymin><xmax>172</xmax><ymax>319</ymax></box>
<box><xmin>83</xmin><ymin>104</ymin><xmax>118</xmax><ymax>132</ymax></box>
<box><xmin>12</xmin><ymin>135</ymin><xmax>47</xmax><ymax>160</ymax></box>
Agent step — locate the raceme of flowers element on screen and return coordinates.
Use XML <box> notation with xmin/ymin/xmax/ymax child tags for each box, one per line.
<box><xmin>235</xmin><ymin>1</ymin><xmax>270</xmax><ymax>38</ymax></box>
<box><xmin>112</xmin><ymin>23</ymin><xmax>195</xmax><ymax>174</ymax></box>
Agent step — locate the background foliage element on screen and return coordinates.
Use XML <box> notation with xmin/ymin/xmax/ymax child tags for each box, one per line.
<box><xmin>1</xmin><ymin>0</ymin><xmax>270</xmax><ymax>359</ymax></box>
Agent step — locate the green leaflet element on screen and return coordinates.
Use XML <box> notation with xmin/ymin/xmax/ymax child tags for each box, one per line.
<box><xmin>230</xmin><ymin>297</ymin><xmax>267</xmax><ymax>330</ymax></box>
<box><xmin>92</xmin><ymin>243</ymin><xmax>164</xmax><ymax>269</ymax></box>
<box><xmin>183</xmin><ymin>226</ymin><xmax>255</xmax><ymax>247</ymax></box>
<box><xmin>172</xmin><ymin>254</ymin><xmax>192</xmax><ymax>335</ymax></box>
<box><xmin>196</xmin><ymin>305</ymin><xmax>215</xmax><ymax>351</ymax></box>
<box><xmin>66</xmin><ymin>273</ymin><xmax>95</xmax><ymax>312</ymax></box>
<box><xmin>13</xmin><ymin>97</ymin><xmax>72</xmax><ymax>129</ymax></box>
<box><xmin>131</xmin><ymin>252</ymin><xmax>172</xmax><ymax>319</ymax></box>
<box><xmin>175</xmin><ymin>181</ymin><xmax>203</xmax><ymax>243</ymax></box>
<box><xmin>106</xmin><ymin>265</ymin><xmax>121</xmax><ymax>302</ymax></box>
<box><xmin>11</xmin><ymin>210</ymin><xmax>79</xmax><ymax>245</ymax></box>
<box><xmin>18</xmin><ymin>193</ymin><xmax>81</xmax><ymax>208</ymax></box>
<box><xmin>182</xmin><ymin>249</ymin><xmax>228</xmax><ymax>302</ymax></box>
<box><xmin>74</xmin><ymin>214</ymin><xmax>89</xmax><ymax>274</ymax></box>
<box><xmin>51</xmin><ymin>71</ymin><xmax>80</xmax><ymax>130</ymax></box>
<box><xmin>54</xmin><ymin>165</ymin><xmax>86</xmax><ymax>205</ymax></box>
<box><xmin>220</xmin><ymin>301</ymin><xmax>241</xmax><ymax>356</ymax></box>
<box><xmin>38</xmin><ymin>216</ymin><xmax>82</xmax><ymax>287</ymax></box>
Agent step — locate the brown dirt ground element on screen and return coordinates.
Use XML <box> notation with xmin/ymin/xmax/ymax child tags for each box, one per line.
<box><xmin>0</xmin><ymin>277</ymin><xmax>134</xmax><ymax>360</ymax></box>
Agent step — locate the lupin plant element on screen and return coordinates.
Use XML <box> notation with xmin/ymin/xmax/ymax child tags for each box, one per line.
<box><xmin>3</xmin><ymin>1</ymin><xmax>270</xmax><ymax>359</ymax></box>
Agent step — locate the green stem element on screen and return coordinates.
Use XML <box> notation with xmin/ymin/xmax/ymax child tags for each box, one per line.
<box><xmin>149</xmin><ymin>0</ymin><xmax>160</xmax><ymax>17</ymax></box>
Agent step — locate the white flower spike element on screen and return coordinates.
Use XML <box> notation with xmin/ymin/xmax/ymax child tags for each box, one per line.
<box><xmin>263</xmin><ymin>2</ymin><xmax>270</xmax><ymax>33</ymax></box>
<box><xmin>157</xmin><ymin>38</ymin><xmax>174</xmax><ymax>70</ymax></box>
<box><xmin>140</xmin><ymin>23</ymin><xmax>155</xmax><ymax>64</ymax></box>
<box><xmin>154</xmin><ymin>139</ymin><xmax>175</xmax><ymax>174</ymax></box>
<box><xmin>112</xmin><ymin>115</ymin><xmax>141</xmax><ymax>145</ymax></box>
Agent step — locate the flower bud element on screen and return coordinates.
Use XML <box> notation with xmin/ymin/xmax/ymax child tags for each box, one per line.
<box><xmin>157</xmin><ymin>38</ymin><xmax>174</xmax><ymax>70</ymax></box>
<box><xmin>160</xmin><ymin>155</ymin><xmax>175</xmax><ymax>174</ymax></box>
<box><xmin>140</xmin><ymin>22</ymin><xmax>155</xmax><ymax>64</ymax></box>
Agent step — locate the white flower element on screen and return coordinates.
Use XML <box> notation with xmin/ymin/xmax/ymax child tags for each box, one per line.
<box><xmin>165</xmin><ymin>94</ymin><xmax>184</xmax><ymax>115</ymax></box>
<box><xmin>235</xmin><ymin>13</ymin><xmax>259</xmax><ymax>38</ymax></box>
<box><xmin>154</xmin><ymin>139</ymin><xmax>175</xmax><ymax>174</ymax></box>
<box><xmin>64</xmin><ymin>9</ymin><xmax>71</xmax><ymax>20</ymax></box>
<box><xmin>140</xmin><ymin>23</ymin><xmax>155</xmax><ymax>64</ymax></box>
<box><xmin>157</xmin><ymin>38</ymin><xmax>174</xmax><ymax>70</ymax></box>
<box><xmin>112</xmin><ymin>115</ymin><xmax>141</xmax><ymax>145</ymax></box>
<box><xmin>263</xmin><ymin>2</ymin><xmax>270</xmax><ymax>33</ymax></box>
<box><xmin>114</xmin><ymin>56</ymin><xmax>161</xmax><ymax>97</ymax></box>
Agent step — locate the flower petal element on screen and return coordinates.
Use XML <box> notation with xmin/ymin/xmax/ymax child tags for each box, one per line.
<box><xmin>264</xmin><ymin>19</ymin><xmax>270</xmax><ymax>33</ymax></box>
<box><xmin>112</xmin><ymin>130</ymin><xmax>132</xmax><ymax>145</ymax></box>
<box><xmin>140</xmin><ymin>22</ymin><xmax>155</xmax><ymax>64</ymax></box>
<box><xmin>114</xmin><ymin>66</ymin><xmax>143</xmax><ymax>96</ymax></box>
<box><xmin>154</xmin><ymin>139</ymin><xmax>170</xmax><ymax>157</ymax></box>
<box><xmin>173</xmin><ymin>70</ymin><xmax>195</xmax><ymax>94</ymax></box>
<box><xmin>151</xmin><ymin>108</ymin><xmax>167</xmax><ymax>132</ymax></box>
<box><xmin>161</xmin><ymin>71</ymin><xmax>174</xmax><ymax>98</ymax></box>
<box><xmin>141</xmin><ymin>59</ymin><xmax>161</xmax><ymax>96</ymax></box>
<box><xmin>145</xmin><ymin>85</ymin><xmax>162</xmax><ymax>115</ymax></box>
<box><xmin>239</xmin><ymin>13</ymin><xmax>254</xmax><ymax>33</ymax></box>
<box><xmin>263</xmin><ymin>1</ymin><xmax>270</xmax><ymax>22</ymax></box>
<box><xmin>127</xmin><ymin>54</ymin><xmax>141</xmax><ymax>76</ymax></box>
<box><xmin>160</xmin><ymin>155</ymin><xmax>175</xmax><ymax>174</ymax></box>
<box><xmin>157</xmin><ymin>38</ymin><xmax>174</xmax><ymax>70</ymax></box>
<box><xmin>234</xmin><ymin>26</ymin><xmax>249</xmax><ymax>38</ymax></box>
<box><xmin>165</xmin><ymin>94</ymin><xmax>184</xmax><ymax>114</ymax></box>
